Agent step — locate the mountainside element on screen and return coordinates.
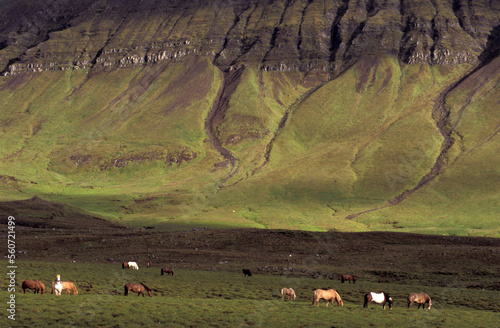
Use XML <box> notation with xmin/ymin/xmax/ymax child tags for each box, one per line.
<box><xmin>0</xmin><ymin>0</ymin><xmax>499</xmax><ymax>236</ymax></box>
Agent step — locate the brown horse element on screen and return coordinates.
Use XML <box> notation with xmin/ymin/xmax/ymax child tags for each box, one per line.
<box><xmin>407</xmin><ymin>293</ymin><xmax>432</xmax><ymax>309</ymax></box>
<box><xmin>122</xmin><ymin>262</ymin><xmax>129</xmax><ymax>269</ymax></box>
<box><xmin>281</xmin><ymin>288</ymin><xmax>296</xmax><ymax>300</ymax></box>
<box><xmin>340</xmin><ymin>274</ymin><xmax>356</xmax><ymax>284</ymax></box>
<box><xmin>312</xmin><ymin>289</ymin><xmax>343</xmax><ymax>307</ymax></box>
<box><xmin>161</xmin><ymin>267</ymin><xmax>175</xmax><ymax>276</ymax></box>
<box><xmin>22</xmin><ymin>280</ymin><xmax>45</xmax><ymax>294</ymax></box>
<box><xmin>124</xmin><ymin>283</ymin><xmax>152</xmax><ymax>297</ymax></box>
<box><xmin>51</xmin><ymin>281</ymin><xmax>78</xmax><ymax>295</ymax></box>
<box><xmin>147</xmin><ymin>261</ymin><xmax>152</xmax><ymax>268</ymax></box>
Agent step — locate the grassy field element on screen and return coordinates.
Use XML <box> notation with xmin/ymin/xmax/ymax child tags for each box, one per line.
<box><xmin>1</xmin><ymin>261</ymin><xmax>499</xmax><ymax>327</ymax></box>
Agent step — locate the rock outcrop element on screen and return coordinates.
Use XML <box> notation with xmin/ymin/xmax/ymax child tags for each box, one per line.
<box><xmin>1</xmin><ymin>0</ymin><xmax>499</xmax><ymax>75</ymax></box>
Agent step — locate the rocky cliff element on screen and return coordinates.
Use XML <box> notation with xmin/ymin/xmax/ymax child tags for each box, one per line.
<box><xmin>1</xmin><ymin>0</ymin><xmax>499</xmax><ymax>75</ymax></box>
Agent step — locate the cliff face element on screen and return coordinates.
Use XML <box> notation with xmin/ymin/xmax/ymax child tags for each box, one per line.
<box><xmin>1</xmin><ymin>0</ymin><xmax>498</xmax><ymax>75</ymax></box>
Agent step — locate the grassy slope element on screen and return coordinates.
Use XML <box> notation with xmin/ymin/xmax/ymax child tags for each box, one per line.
<box><xmin>0</xmin><ymin>55</ymin><xmax>498</xmax><ymax>236</ymax></box>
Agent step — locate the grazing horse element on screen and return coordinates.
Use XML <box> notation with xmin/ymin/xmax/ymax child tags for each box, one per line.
<box><xmin>123</xmin><ymin>261</ymin><xmax>139</xmax><ymax>270</ymax></box>
<box><xmin>281</xmin><ymin>288</ymin><xmax>296</xmax><ymax>300</ymax></box>
<box><xmin>62</xmin><ymin>281</ymin><xmax>78</xmax><ymax>295</ymax></box>
<box><xmin>408</xmin><ymin>293</ymin><xmax>432</xmax><ymax>309</ymax></box>
<box><xmin>161</xmin><ymin>267</ymin><xmax>175</xmax><ymax>276</ymax></box>
<box><xmin>147</xmin><ymin>261</ymin><xmax>152</xmax><ymax>268</ymax></box>
<box><xmin>21</xmin><ymin>280</ymin><xmax>45</xmax><ymax>294</ymax></box>
<box><xmin>124</xmin><ymin>283</ymin><xmax>152</xmax><ymax>297</ymax></box>
<box><xmin>242</xmin><ymin>269</ymin><xmax>252</xmax><ymax>276</ymax></box>
<box><xmin>364</xmin><ymin>292</ymin><xmax>393</xmax><ymax>310</ymax></box>
<box><xmin>53</xmin><ymin>275</ymin><xmax>63</xmax><ymax>296</ymax></box>
<box><xmin>51</xmin><ymin>280</ymin><xmax>78</xmax><ymax>295</ymax></box>
<box><xmin>312</xmin><ymin>289</ymin><xmax>343</xmax><ymax>307</ymax></box>
<box><xmin>128</xmin><ymin>262</ymin><xmax>139</xmax><ymax>270</ymax></box>
<box><xmin>340</xmin><ymin>274</ymin><xmax>356</xmax><ymax>284</ymax></box>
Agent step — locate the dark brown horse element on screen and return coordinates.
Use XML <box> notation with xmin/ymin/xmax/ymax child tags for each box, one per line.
<box><xmin>408</xmin><ymin>293</ymin><xmax>432</xmax><ymax>309</ymax></box>
<box><xmin>124</xmin><ymin>283</ymin><xmax>152</xmax><ymax>297</ymax></box>
<box><xmin>340</xmin><ymin>274</ymin><xmax>356</xmax><ymax>284</ymax></box>
<box><xmin>243</xmin><ymin>269</ymin><xmax>252</xmax><ymax>276</ymax></box>
<box><xmin>22</xmin><ymin>280</ymin><xmax>45</xmax><ymax>294</ymax></box>
<box><xmin>161</xmin><ymin>267</ymin><xmax>175</xmax><ymax>276</ymax></box>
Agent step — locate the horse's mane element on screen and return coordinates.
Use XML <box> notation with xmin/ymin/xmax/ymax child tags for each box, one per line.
<box><xmin>140</xmin><ymin>283</ymin><xmax>151</xmax><ymax>291</ymax></box>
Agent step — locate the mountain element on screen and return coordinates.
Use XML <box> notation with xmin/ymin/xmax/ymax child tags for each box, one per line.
<box><xmin>0</xmin><ymin>0</ymin><xmax>499</xmax><ymax>236</ymax></box>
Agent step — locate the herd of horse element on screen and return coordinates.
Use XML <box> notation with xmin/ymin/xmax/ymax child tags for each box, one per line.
<box><xmin>21</xmin><ymin>264</ymin><xmax>432</xmax><ymax>309</ymax></box>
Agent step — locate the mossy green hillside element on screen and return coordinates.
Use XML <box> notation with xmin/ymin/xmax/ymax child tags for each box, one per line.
<box><xmin>0</xmin><ymin>54</ymin><xmax>498</xmax><ymax>236</ymax></box>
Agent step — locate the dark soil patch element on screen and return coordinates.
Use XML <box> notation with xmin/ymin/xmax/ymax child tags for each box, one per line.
<box><xmin>1</xmin><ymin>197</ymin><xmax>499</xmax><ymax>290</ymax></box>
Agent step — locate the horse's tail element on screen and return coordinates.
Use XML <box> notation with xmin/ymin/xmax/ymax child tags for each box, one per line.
<box><xmin>363</xmin><ymin>293</ymin><xmax>369</xmax><ymax>308</ymax></box>
<box><xmin>124</xmin><ymin>285</ymin><xmax>128</xmax><ymax>296</ymax></box>
<box><xmin>161</xmin><ymin>268</ymin><xmax>164</xmax><ymax>275</ymax></box>
<box><xmin>340</xmin><ymin>275</ymin><xmax>344</xmax><ymax>283</ymax></box>
<box><xmin>336</xmin><ymin>292</ymin><xmax>343</xmax><ymax>306</ymax></box>
<box><xmin>312</xmin><ymin>290</ymin><xmax>318</xmax><ymax>305</ymax></box>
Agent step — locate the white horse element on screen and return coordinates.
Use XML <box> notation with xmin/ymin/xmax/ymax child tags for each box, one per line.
<box><xmin>128</xmin><ymin>261</ymin><xmax>139</xmax><ymax>270</ymax></box>
<box><xmin>53</xmin><ymin>274</ymin><xmax>63</xmax><ymax>296</ymax></box>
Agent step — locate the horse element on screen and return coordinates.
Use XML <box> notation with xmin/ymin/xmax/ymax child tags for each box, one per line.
<box><xmin>161</xmin><ymin>267</ymin><xmax>175</xmax><ymax>276</ymax></box>
<box><xmin>340</xmin><ymin>274</ymin><xmax>356</xmax><ymax>284</ymax></box>
<box><xmin>124</xmin><ymin>283</ymin><xmax>152</xmax><ymax>297</ymax></box>
<box><xmin>53</xmin><ymin>275</ymin><xmax>63</xmax><ymax>296</ymax></box>
<box><xmin>51</xmin><ymin>280</ymin><xmax>78</xmax><ymax>295</ymax></box>
<box><xmin>122</xmin><ymin>262</ymin><xmax>129</xmax><ymax>269</ymax></box>
<box><xmin>61</xmin><ymin>281</ymin><xmax>78</xmax><ymax>295</ymax></box>
<box><xmin>242</xmin><ymin>269</ymin><xmax>252</xmax><ymax>276</ymax></box>
<box><xmin>408</xmin><ymin>293</ymin><xmax>432</xmax><ymax>309</ymax></box>
<box><xmin>364</xmin><ymin>292</ymin><xmax>393</xmax><ymax>310</ymax></box>
<box><xmin>128</xmin><ymin>262</ymin><xmax>139</xmax><ymax>270</ymax></box>
<box><xmin>147</xmin><ymin>261</ymin><xmax>152</xmax><ymax>268</ymax></box>
<box><xmin>281</xmin><ymin>288</ymin><xmax>296</xmax><ymax>300</ymax></box>
<box><xmin>21</xmin><ymin>280</ymin><xmax>45</xmax><ymax>294</ymax></box>
<box><xmin>312</xmin><ymin>289</ymin><xmax>343</xmax><ymax>307</ymax></box>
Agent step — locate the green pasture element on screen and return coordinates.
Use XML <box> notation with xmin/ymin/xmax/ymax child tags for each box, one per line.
<box><xmin>1</xmin><ymin>261</ymin><xmax>498</xmax><ymax>327</ymax></box>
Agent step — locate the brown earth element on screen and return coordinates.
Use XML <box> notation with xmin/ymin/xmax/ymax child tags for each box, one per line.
<box><xmin>1</xmin><ymin>197</ymin><xmax>499</xmax><ymax>291</ymax></box>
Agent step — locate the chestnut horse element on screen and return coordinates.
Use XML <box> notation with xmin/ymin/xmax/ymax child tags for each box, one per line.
<box><xmin>340</xmin><ymin>274</ymin><xmax>356</xmax><ymax>284</ymax></box>
<box><xmin>124</xmin><ymin>283</ymin><xmax>152</xmax><ymax>297</ymax></box>
<box><xmin>281</xmin><ymin>288</ymin><xmax>296</xmax><ymax>300</ymax></box>
<box><xmin>161</xmin><ymin>267</ymin><xmax>175</xmax><ymax>276</ymax></box>
<box><xmin>51</xmin><ymin>281</ymin><xmax>78</xmax><ymax>295</ymax></box>
<box><xmin>21</xmin><ymin>280</ymin><xmax>45</xmax><ymax>294</ymax></box>
<box><xmin>364</xmin><ymin>292</ymin><xmax>393</xmax><ymax>310</ymax></box>
<box><xmin>312</xmin><ymin>289</ymin><xmax>343</xmax><ymax>307</ymax></box>
<box><xmin>408</xmin><ymin>293</ymin><xmax>432</xmax><ymax>309</ymax></box>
